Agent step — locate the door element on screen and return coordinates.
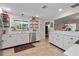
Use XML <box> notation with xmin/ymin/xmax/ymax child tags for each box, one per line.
<box><xmin>45</xmin><ymin>26</ymin><xmax>49</xmax><ymax>38</ymax></box>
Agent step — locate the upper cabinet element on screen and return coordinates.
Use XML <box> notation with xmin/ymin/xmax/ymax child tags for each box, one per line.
<box><xmin>54</xmin><ymin>13</ymin><xmax>79</xmax><ymax>31</ymax></box>
<box><xmin>30</xmin><ymin>16</ymin><xmax>39</xmax><ymax>31</ymax></box>
<box><xmin>1</xmin><ymin>11</ymin><xmax>10</xmax><ymax>28</ymax></box>
<box><xmin>0</xmin><ymin>9</ymin><xmax>10</xmax><ymax>34</ymax></box>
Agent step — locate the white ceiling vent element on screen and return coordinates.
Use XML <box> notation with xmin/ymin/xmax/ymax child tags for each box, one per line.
<box><xmin>42</xmin><ymin>5</ymin><xmax>48</xmax><ymax>8</ymax></box>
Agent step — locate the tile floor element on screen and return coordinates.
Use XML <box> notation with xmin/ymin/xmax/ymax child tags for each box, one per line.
<box><xmin>1</xmin><ymin>38</ymin><xmax>64</xmax><ymax>56</ymax></box>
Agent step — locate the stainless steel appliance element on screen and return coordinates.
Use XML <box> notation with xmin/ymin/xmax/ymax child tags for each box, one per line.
<box><xmin>29</xmin><ymin>31</ymin><xmax>36</xmax><ymax>43</ymax></box>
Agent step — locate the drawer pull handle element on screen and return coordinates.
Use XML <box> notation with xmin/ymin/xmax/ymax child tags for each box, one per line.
<box><xmin>0</xmin><ymin>40</ymin><xmax>3</xmax><ymax>43</ymax></box>
<box><xmin>70</xmin><ymin>38</ymin><xmax>73</xmax><ymax>40</ymax></box>
<box><xmin>9</xmin><ymin>35</ymin><xmax>12</xmax><ymax>37</ymax></box>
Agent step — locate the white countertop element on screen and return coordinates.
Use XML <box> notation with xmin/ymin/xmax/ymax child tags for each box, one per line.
<box><xmin>54</xmin><ymin>31</ymin><xmax>79</xmax><ymax>38</ymax></box>
<box><xmin>64</xmin><ymin>44</ymin><xmax>79</xmax><ymax>56</ymax></box>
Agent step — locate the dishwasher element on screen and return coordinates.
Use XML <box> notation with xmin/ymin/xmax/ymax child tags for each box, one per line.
<box><xmin>29</xmin><ymin>31</ymin><xmax>36</xmax><ymax>43</ymax></box>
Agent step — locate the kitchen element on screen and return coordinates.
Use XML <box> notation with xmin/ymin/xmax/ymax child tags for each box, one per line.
<box><xmin>0</xmin><ymin>3</ymin><xmax>79</xmax><ymax>56</ymax></box>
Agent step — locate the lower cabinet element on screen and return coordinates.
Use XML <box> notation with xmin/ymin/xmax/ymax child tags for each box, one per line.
<box><xmin>49</xmin><ymin>30</ymin><xmax>53</xmax><ymax>43</ymax></box>
<box><xmin>53</xmin><ymin>33</ymin><xmax>64</xmax><ymax>49</ymax></box>
<box><xmin>63</xmin><ymin>35</ymin><xmax>79</xmax><ymax>50</ymax></box>
<box><xmin>1</xmin><ymin>32</ymin><xmax>40</xmax><ymax>49</ymax></box>
<box><xmin>19</xmin><ymin>34</ymin><xmax>29</xmax><ymax>44</ymax></box>
<box><xmin>2</xmin><ymin>35</ymin><xmax>17</xmax><ymax>49</ymax></box>
<box><xmin>2</xmin><ymin>34</ymin><xmax>29</xmax><ymax>49</ymax></box>
<box><xmin>36</xmin><ymin>31</ymin><xmax>40</xmax><ymax>41</ymax></box>
<box><xmin>52</xmin><ymin>33</ymin><xmax>79</xmax><ymax>50</ymax></box>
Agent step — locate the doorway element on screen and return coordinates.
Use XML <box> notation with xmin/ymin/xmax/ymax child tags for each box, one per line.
<box><xmin>45</xmin><ymin>25</ymin><xmax>49</xmax><ymax>38</ymax></box>
<box><xmin>45</xmin><ymin>22</ymin><xmax>50</xmax><ymax>39</ymax></box>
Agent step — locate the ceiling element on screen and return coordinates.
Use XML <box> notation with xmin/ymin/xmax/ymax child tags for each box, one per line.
<box><xmin>0</xmin><ymin>3</ymin><xmax>79</xmax><ymax>20</ymax></box>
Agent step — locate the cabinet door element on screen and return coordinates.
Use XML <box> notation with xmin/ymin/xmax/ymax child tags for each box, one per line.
<box><xmin>63</xmin><ymin>35</ymin><xmax>71</xmax><ymax>50</ymax></box>
<box><xmin>63</xmin><ymin>35</ymin><xmax>76</xmax><ymax>50</ymax></box>
<box><xmin>53</xmin><ymin>33</ymin><xmax>64</xmax><ymax>49</ymax></box>
<box><xmin>57</xmin><ymin>34</ymin><xmax>64</xmax><ymax>49</ymax></box>
<box><xmin>36</xmin><ymin>31</ymin><xmax>40</xmax><ymax>41</ymax></box>
<box><xmin>53</xmin><ymin>33</ymin><xmax>58</xmax><ymax>45</ymax></box>
<box><xmin>14</xmin><ymin>34</ymin><xmax>29</xmax><ymax>45</ymax></box>
<box><xmin>49</xmin><ymin>28</ymin><xmax>54</xmax><ymax>43</ymax></box>
<box><xmin>49</xmin><ymin>30</ymin><xmax>53</xmax><ymax>43</ymax></box>
<box><xmin>21</xmin><ymin>33</ymin><xmax>29</xmax><ymax>44</ymax></box>
<box><xmin>2</xmin><ymin>35</ymin><xmax>17</xmax><ymax>49</ymax></box>
<box><xmin>53</xmin><ymin>34</ymin><xmax>60</xmax><ymax>46</ymax></box>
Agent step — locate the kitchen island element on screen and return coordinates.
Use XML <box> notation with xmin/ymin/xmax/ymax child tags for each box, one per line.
<box><xmin>49</xmin><ymin>30</ymin><xmax>79</xmax><ymax>50</ymax></box>
<box><xmin>1</xmin><ymin>30</ymin><xmax>40</xmax><ymax>49</ymax></box>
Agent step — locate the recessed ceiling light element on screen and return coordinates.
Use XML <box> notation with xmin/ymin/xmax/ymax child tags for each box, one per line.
<box><xmin>58</xmin><ymin>8</ymin><xmax>63</xmax><ymax>12</ymax></box>
<box><xmin>36</xmin><ymin>15</ymin><xmax>39</xmax><ymax>17</ymax></box>
<box><xmin>6</xmin><ymin>8</ymin><xmax>11</xmax><ymax>11</ymax></box>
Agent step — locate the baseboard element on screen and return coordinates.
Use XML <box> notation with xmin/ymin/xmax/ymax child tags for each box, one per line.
<box><xmin>49</xmin><ymin>42</ymin><xmax>65</xmax><ymax>51</ymax></box>
<box><xmin>1</xmin><ymin>41</ymin><xmax>40</xmax><ymax>50</ymax></box>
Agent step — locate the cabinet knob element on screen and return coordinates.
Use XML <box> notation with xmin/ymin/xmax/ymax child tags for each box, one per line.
<box><xmin>9</xmin><ymin>35</ymin><xmax>12</xmax><ymax>37</ymax></box>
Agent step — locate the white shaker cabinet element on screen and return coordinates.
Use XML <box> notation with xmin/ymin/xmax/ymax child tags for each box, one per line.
<box><xmin>53</xmin><ymin>33</ymin><xmax>59</xmax><ymax>46</ymax></box>
<box><xmin>20</xmin><ymin>33</ymin><xmax>29</xmax><ymax>44</ymax></box>
<box><xmin>49</xmin><ymin>30</ymin><xmax>53</xmax><ymax>43</ymax></box>
<box><xmin>63</xmin><ymin>35</ymin><xmax>79</xmax><ymax>50</ymax></box>
<box><xmin>49</xmin><ymin>27</ymin><xmax>54</xmax><ymax>43</ymax></box>
<box><xmin>36</xmin><ymin>31</ymin><xmax>40</xmax><ymax>41</ymax></box>
<box><xmin>63</xmin><ymin>35</ymin><xmax>74</xmax><ymax>50</ymax></box>
<box><xmin>57</xmin><ymin>34</ymin><xmax>64</xmax><ymax>49</ymax></box>
<box><xmin>2</xmin><ymin>33</ymin><xmax>29</xmax><ymax>49</ymax></box>
<box><xmin>2</xmin><ymin>34</ymin><xmax>17</xmax><ymax>48</ymax></box>
<box><xmin>14</xmin><ymin>34</ymin><xmax>29</xmax><ymax>45</ymax></box>
<box><xmin>53</xmin><ymin>33</ymin><xmax>64</xmax><ymax>49</ymax></box>
<box><xmin>50</xmin><ymin>31</ymin><xmax>79</xmax><ymax>50</ymax></box>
